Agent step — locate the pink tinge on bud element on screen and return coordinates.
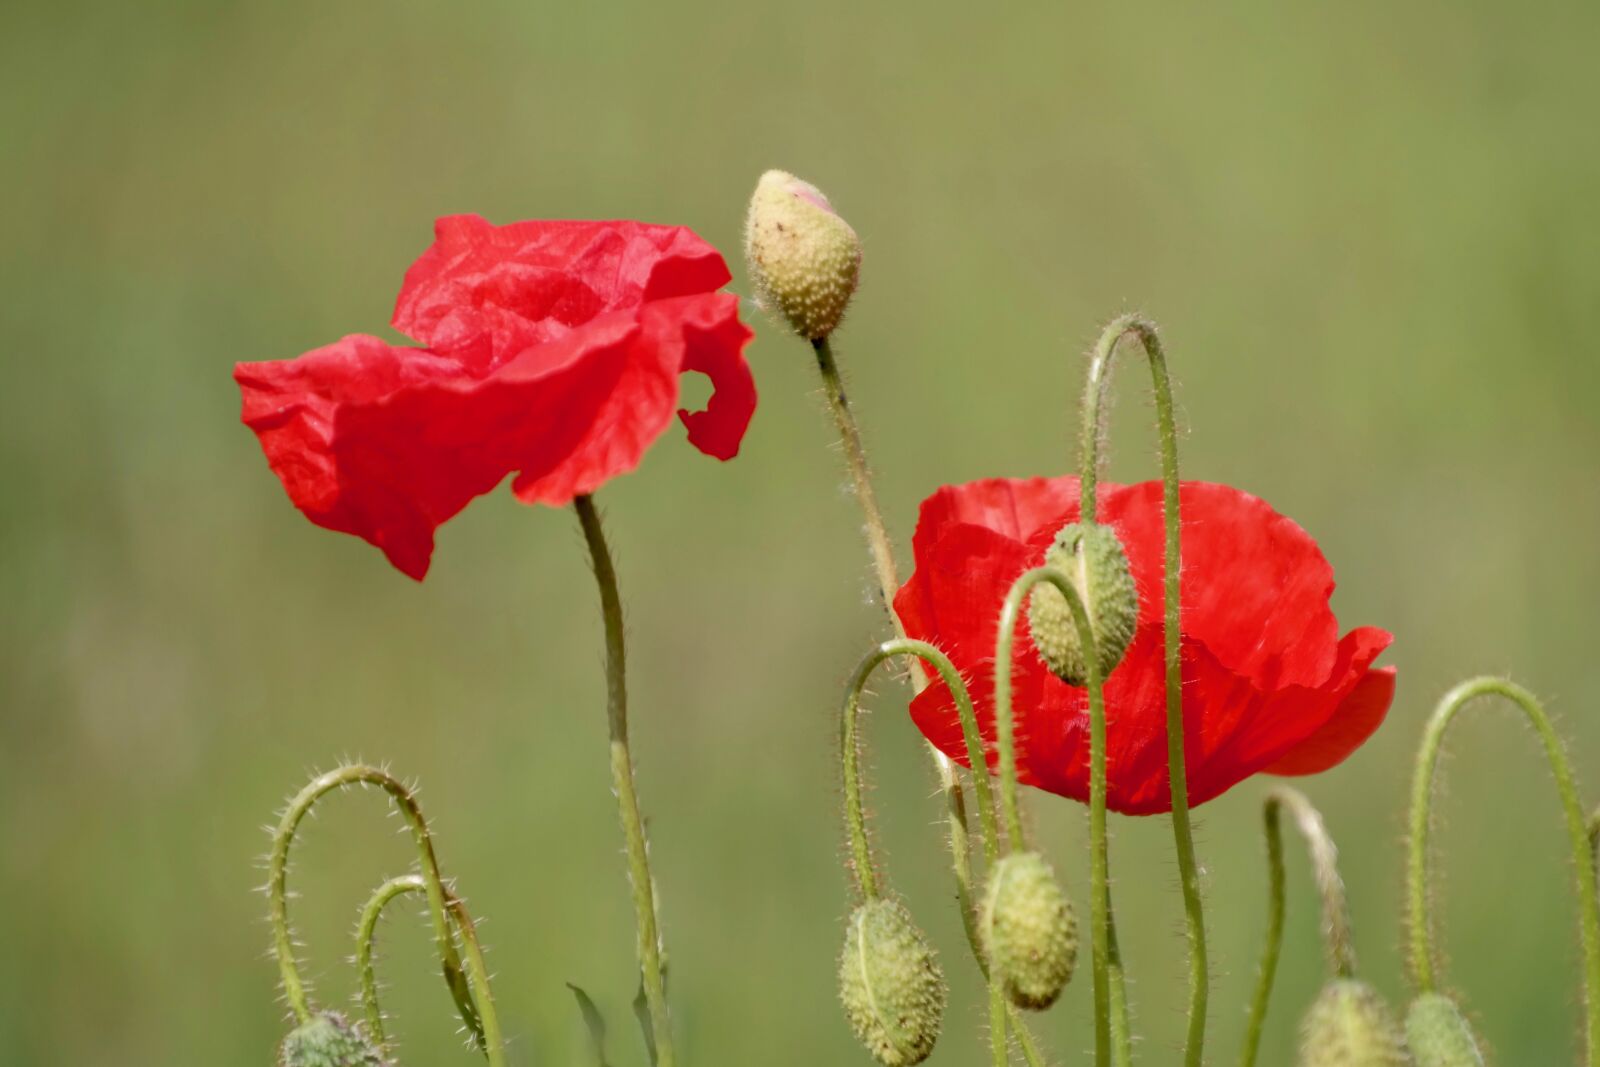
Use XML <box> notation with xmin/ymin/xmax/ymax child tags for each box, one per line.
<box><xmin>788</xmin><ymin>180</ymin><xmax>835</xmax><ymax>214</ymax></box>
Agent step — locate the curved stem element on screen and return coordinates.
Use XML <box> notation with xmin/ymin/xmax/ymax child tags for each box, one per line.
<box><xmin>357</xmin><ymin>874</ymin><xmax>425</xmax><ymax>1047</ymax></box>
<box><xmin>996</xmin><ymin>566</ymin><xmax>1126</xmax><ymax>1067</ymax></box>
<box><xmin>1080</xmin><ymin>313</ymin><xmax>1207</xmax><ymax>1067</ymax></box>
<box><xmin>1240</xmin><ymin>788</ymin><xmax>1355</xmax><ymax>1067</ymax></box>
<box><xmin>267</xmin><ymin>764</ymin><xmax>483</xmax><ymax>1047</ymax></box>
<box><xmin>354</xmin><ymin>876</ymin><xmax>507</xmax><ymax>1065</ymax></box>
<box><xmin>813</xmin><ymin>338</ymin><xmax>1053</xmax><ymax>1064</ymax></box>
<box><xmin>574</xmin><ymin>494</ymin><xmax>674</xmax><ymax>1067</ymax></box>
<box><xmin>842</xmin><ymin>638</ymin><xmax>1007</xmax><ymax>1064</ymax></box>
<box><xmin>1406</xmin><ymin>676</ymin><xmax>1600</xmax><ymax>1064</ymax></box>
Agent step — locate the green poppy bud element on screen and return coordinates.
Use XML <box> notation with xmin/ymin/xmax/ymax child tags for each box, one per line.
<box><xmin>1299</xmin><ymin>980</ymin><xmax>1412</xmax><ymax>1067</ymax></box>
<box><xmin>1028</xmin><ymin>522</ymin><xmax>1138</xmax><ymax>686</ymax></box>
<box><xmin>981</xmin><ymin>850</ymin><xmax>1078</xmax><ymax>1010</ymax></box>
<box><xmin>744</xmin><ymin>169</ymin><xmax>862</xmax><ymax>341</ymax></box>
<box><xmin>279</xmin><ymin>1012</ymin><xmax>388</xmax><ymax>1067</ymax></box>
<box><xmin>1405</xmin><ymin>994</ymin><xmax>1484</xmax><ymax>1067</ymax></box>
<box><xmin>838</xmin><ymin>898</ymin><xmax>946</xmax><ymax>1066</ymax></box>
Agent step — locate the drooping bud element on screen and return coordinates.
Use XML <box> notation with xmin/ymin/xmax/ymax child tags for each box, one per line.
<box><xmin>1405</xmin><ymin>994</ymin><xmax>1484</xmax><ymax>1067</ymax></box>
<box><xmin>838</xmin><ymin>898</ymin><xmax>947</xmax><ymax>1066</ymax></box>
<box><xmin>980</xmin><ymin>851</ymin><xmax>1079</xmax><ymax>1010</ymax></box>
<box><xmin>744</xmin><ymin>169</ymin><xmax>862</xmax><ymax>341</ymax></box>
<box><xmin>1298</xmin><ymin>980</ymin><xmax>1412</xmax><ymax>1067</ymax></box>
<box><xmin>1028</xmin><ymin>522</ymin><xmax>1139</xmax><ymax>686</ymax></box>
<box><xmin>279</xmin><ymin>1012</ymin><xmax>389</xmax><ymax>1067</ymax></box>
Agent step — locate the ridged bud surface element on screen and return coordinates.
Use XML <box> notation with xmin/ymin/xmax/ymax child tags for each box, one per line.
<box><xmin>838</xmin><ymin>898</ymin><xmax>946</xmax><ymax>1066</ymax></box>
<box><xmin>744</xmin><ymin>169</ymin><xmax>862</xmax><ymax>340</ymax></box>
<box><xmin>981</xmin><ymin>851</ymin><xmax>1078</xmax><ymax>1010</ymax></box>
<box><xmin>279</xmin><ymin>1012</ymin><xmax>389</xmax><ymax>1067</ymax></box>
<box><xmin>1405</xmin><ymin>994</ymin><xmax>1484</xmax><ymax>1067</ymax></box>
<box><xmin>1028</xmin><ymin>522</ymin><xmax>1139</xmax><ymax>686</ymax></box>
<box><xmin>1299</xmin><ymin>980</ymin><xmax>1412</xmax><ymax>1067</ymax></box>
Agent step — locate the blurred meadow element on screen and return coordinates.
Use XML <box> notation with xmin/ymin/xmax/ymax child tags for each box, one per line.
<box><xmin>4</xmin><ymin>0</ymin><xmax>1600</xmax><ymax>1063</ymax></box>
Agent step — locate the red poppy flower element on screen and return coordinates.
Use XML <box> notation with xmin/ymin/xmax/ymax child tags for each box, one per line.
<box><xmin>894</xmin><ymin>476</ymin><xmax>1394</xmax><ymax>815</ymax></box>
<box><xmin>235</xmin><ymin>215</ymin><xmax>756</xmax><ymax>580</ymax></box>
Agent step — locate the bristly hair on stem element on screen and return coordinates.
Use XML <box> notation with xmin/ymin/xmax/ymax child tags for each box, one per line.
<box><xmin>1239</xmin><ymin>787</ymin><xmax>1356</xmax><ymax>1067</ymax></box>
<box><xmin>1406</xmin><ymin>676</ymin><xmax>1600</xmax><ymax>1066</ymax></box>
<box><xmin>266</xmin><ymin>763</ymin><xmax>503</xmax><ymax>1065</ymax></box>
<box><xmin>1079</xmin><ymin>313</ymin><xmax>1207</xmax><ymax>1067</ymax></box>
<box><xmin>354</xmin><ymin>875</ymin><xmax>505</xmax><ymax>1060</ymax></box>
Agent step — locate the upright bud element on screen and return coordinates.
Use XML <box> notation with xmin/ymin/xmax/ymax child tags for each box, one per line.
<box><xmin>1405</xmin><ymin>994</ymin><xmax>1484</xmax><ymax>1067</ymax></box>
<box><xmin>1298</xmin><ymin>980</ymin><xmax>1412</xmax><ymax>1067</ymax></box>
<box><xmin>981</xmin><ymin>851</ymin><xmax>1078</xmax><ymax>1010</ymax></box>
<box><xmin>1028</xmin><ymin>522</ymin><xmax>1138</xmax><ymax>686</ymax></box>
<box><xmin>279</xmin><ymin>1012</ymin><xmax>389</xmax><ymax>1067</ymax></box>
<box><xmin>744</xmin><ymin>169</ymin><xmax>862</xmax><ymax>341</ymax></box>
<box><xmin>838</xmin><ymin>898</ymin><xmax>946</xmax><ymax>1066</ymax></box>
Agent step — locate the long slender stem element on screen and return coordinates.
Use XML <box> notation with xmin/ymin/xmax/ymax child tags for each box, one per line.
<box><xmin>815</xmin><ymin>337</ymin><xmax>1059</xmax><ymax>1064</ymax></box>
<box><xmin>996</xmin><ymin>566</ymin><xmax>1128</xmax><ymax>1067</ymax></box>
<box><xmin>354</xmin><ymin>875</ymin><xmax>506</xmax><ymax>1063</ymax></box>
<box><xmin>574</xmin><ymin>494</ymin><xmax>673</xmax><ymax>1067</ymax></box>
<box><xmin>1240</xmin><ymin>788</ymin><xmax>1355</xmax><ymax>1067</ymax></box>
<box><xmin>1406</xmin><ymin>676</ymin><xmax>1600</xmax><ymax>1065</ymax></box>
<box><xmin>812</xmin><ymin>338</ymin><xmax>930</xmax><ymax>694</ymax></box>
<box><xmin>1239</xmin><ymin>801</ymin><xmax>1285</xmax><ymax>1067</ymax></box>
<box><xmin>267</xmin><ymin>764</ymin><xmax>484</xmax><ymax>1049</ymax></box>
<box><xmin>1080</xmin><ymin>314</ymin><xmax>1207</xmax><ymax>1067</ymax></box>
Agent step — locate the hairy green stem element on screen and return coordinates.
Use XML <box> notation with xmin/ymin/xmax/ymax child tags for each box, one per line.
<box><xmin>841</xmin><ymin>639</ymin><xmax>998</xmax><ymax>899</ymax></box>
<box><xmin>354</xmin><ymin>875</ymin><xmax>505</xmax><ymax>1063</ymax></box>
<box><xmin>267</xmin><ymin>764</ymin><xmax>483</xmax><ymax>1048</ymax></box>
<box><xmin>1240</xmin><ymin>788</ymin><xmax>1354</xmax><ymax>1067</ymax></box>
<box><xmin>1406</xmin><ymin>676</ymin><xmax>1600</xmax><ymax>1064</ymax></box>
<box><xmin>841</xmin><ymin>638</ymin><xmax>1010</xmax><ymax>1065</ymax></box>
<box><xmin>575</xmin><ymin>493</ymin><xmax>673</xmax><ymax>1067</ymax></box>
<box><xmin>445</xmin><ymin>895</ymin><xmax>506</xmax><ymax>1059</ymax></box>
<box><xmin>996</xmin><ymin>566</ymin><xmax>1129</xmax><ymax>1067</ymax></box>
<box><xmin>1080</xmin><ymin>313</ymin><xmax>1206</xmax><ymax>1067</ymax></box>
<box><xmin>814</xmin><ymin>337</ymin><xmax>1053</xmax><ymax>1064</ymax></box>
<box><xmin>357</xmin><ymin>874</ymin><xmax>425</xmax><ymax>1047</ymax></box>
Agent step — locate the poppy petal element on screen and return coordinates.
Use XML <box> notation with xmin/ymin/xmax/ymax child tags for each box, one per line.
<box><xmin>1265</xmin><ymin>661</ymin><xmax>1397</xmax><ymax>777</ymax></box>
<box><xmin>511</xmin><ymin>293</ymin><xmax>753</xmax><ymax>505</ymax></box>
<box><xmin>236</xmin><ymin>319</ymin><xmax>636</xmax><ymax>579</ymax></box>
<box><xmin>392</xmin><ymin>215</ymin><xmax>732</xmax><ymax>366</ymax></box>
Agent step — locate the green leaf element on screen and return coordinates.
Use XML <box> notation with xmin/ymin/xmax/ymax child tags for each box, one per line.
<box><xmin>632</xmin><ymin>977</ymin><xmax>656</xmax><ymax>1067</ymax></box>
<box><xmin>566</xmin><ymin>983</ymin><xmax>613</xmax><ymax>1067</ymax></box>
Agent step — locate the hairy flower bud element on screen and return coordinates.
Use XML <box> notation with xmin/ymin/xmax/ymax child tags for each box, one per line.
<box><xmin>1299</xmin><ymin>980</ymin><xmax>1411</xmax><ymax>1067</ymax></box>
<box><xmin>838</xmin><ymin>898</ymin><xmax>946</xmax><ymax>1066</ymax></box>
<box><xmin>1028</xmin><ymin>522</ymin><xmax>1138</xmax><ymax>686</ymax></box>
<box><xmin>1405</xmin><ymin>994</ymin><xmax>1484</xmax><ymax>1067</ymax></box>
<box><xmin>981</xmin><ymin>851</ymin><xmax>1078</xmax><ymax>1010</ymax></box>
<box><xmin>744</xmin><ymin>169</ymin><xmax>862</xmax><ymax>341</ymax></box>
<box><xmin>279</xmin><ymin>1012</ymin><xmax>389</xmax><ymax>1067</ymax></box>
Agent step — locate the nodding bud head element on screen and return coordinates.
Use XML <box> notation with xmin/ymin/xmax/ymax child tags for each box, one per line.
<box><xmin>838</xmin><ymin>898</ymin><xmax>947</xmax><ymax>1066</ymax></box>
<box><xmin>744</xmin><ymin>169</ymin><xmax>862</xmax><ymax>341</ymax></box>
<box><xmin>279</xmin><ymin>1013</ymin><xmax>389</xmax><ymax>1067</ymax></box>
<box><xmin>980</xmin><ymin>851</ymin><xmax>1079</xmax><ymax>1010</ymax></box>
<box><xmin>1405</xmin><ymin>994</ymin><xmax>1485</xmax><ymax>1067</ymax></box>
<box><xmin>1298</xmin><ymin>980</ymin><xmax>1411</xmax><ymax>1067</ymax></box>
<box><xmin>1028</xmin><ymin>522</ymin><xmax>1139</xmax><ymax>687</ymax></box>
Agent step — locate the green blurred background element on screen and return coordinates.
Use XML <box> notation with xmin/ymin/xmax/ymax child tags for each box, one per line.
<box><xmin>4</xmin><ymin>1</ymin><xmax>1599</xmax><ymax>1063</ymax></box>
